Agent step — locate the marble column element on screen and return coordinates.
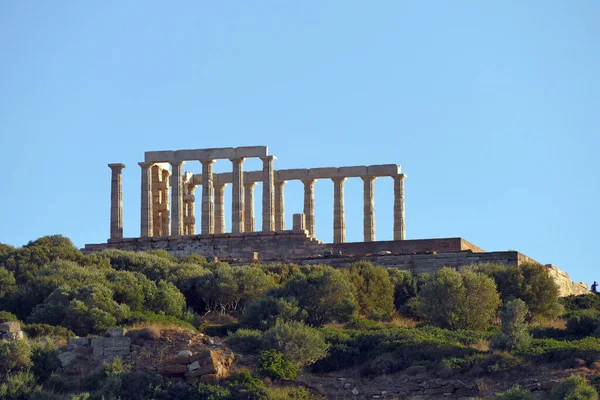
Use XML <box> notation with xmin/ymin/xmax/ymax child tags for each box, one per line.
<box><xmin>261</xmin><ymin>156</ymin><xmax>276</xmax><ymax>232</ymax></box>
<box><xmin>362</xmin><ymin>176</ymin><xmax>376</xmax><ymax>242</ymax></box>
<box><xmin>302</xmin><ymin>179</ymin><xmax>316</xmax><ymax>237</ymax></box>
<box><xmin>201</xmin><ymin>159</ymin><xmax>215</xmax><ymax>234</ymax></box>
<box><xmin>244</xmin><ymin>182</ymin><xmax>256</xmax><ymax>233</ymax></box>
<box><xmin>332</xmin><ymin>177</ymin><xmax>346</xmax><ymax>243</ymax></box>
<box><xmin>274</xmin><ymin>181</ymin><xmax>286</xmax><ymax>231</ymax></box>
<box><xmin>161</xmin><ymin>169</ymin><xmax>171</xmax><ymax>236</ymax></box>
<box><xmin>230</xmin><ymin>158</ymin><xmax>245</xmax><ymax>233</ymax></box>
<box><xmin>108</xmin><ymin>163</ymin><xmax>125</xmax><ymax>239</ymax></box>
<box><xmin>394</xmin><ymin>173</ymin><xmax>407</xmax><ymax>240</ymax></box>
<box><xmin>170</xmin><ymin>161</ymin><xmax>184</xmax><ymax>236</ymax></box>
<box><xmin>183</xmin><ymin>184</ymin><xmax>196</xmax><ymax>235</ymax></box>
<box><xmin>214</xmin><ymin>183</ymin><xmax>227</xmax><ymax>234</ymax></box>
<box><xmin>138</xmin><ymin>162</ymin><xmax>153</xmax><ymax>238</ymax></box>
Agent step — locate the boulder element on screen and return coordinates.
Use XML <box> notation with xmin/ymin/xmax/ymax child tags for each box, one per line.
<box><xmin>68</xmin><ymin>337</ymin><xmax>90</xmax><ymax>346</ymax></box>
<box><xmin>0</xmin><ymin>321</ymin><xmax>21</xmax><ymax>333</ymax></box>
<box><xmin>106</xmin><ymin>328</ymin><xmax>127</xmax><ymax>337</ymax></box>
<box><xmin>158</xmin><ymin>364</ymin><xmax>188</xmax><ymax>375</ymax></box>
<box><xmin>4</xmin><ymin>331</ymin><xmax>24</xmax><ymax>341</ymax></box>
<box><xmin>58</xmin><ymin>352</ymin><xmax>78</xmax><ymax>367</ymax></box>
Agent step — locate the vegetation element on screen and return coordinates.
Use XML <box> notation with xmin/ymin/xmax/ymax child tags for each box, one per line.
<box><xmin>1</xmin><ymin>235</ymin><xmax>599</xmax><ymax>399</ymax></box>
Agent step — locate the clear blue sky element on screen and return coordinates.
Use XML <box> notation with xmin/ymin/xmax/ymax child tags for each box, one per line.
<box><xmin>1</xmin><ymin>1</ymin><xmax>598</xmax><ymax>285</ymax></box>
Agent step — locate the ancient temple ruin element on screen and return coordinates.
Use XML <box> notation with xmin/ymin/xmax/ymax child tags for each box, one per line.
<box><xmin>86</xmin><ymin>145</ymin><xmax>587</xmax><ymax>296</ymax></box>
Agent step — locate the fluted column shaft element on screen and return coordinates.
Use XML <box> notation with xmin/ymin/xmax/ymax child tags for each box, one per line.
<box><xmin>244</xmin><ymin>182</ymin><xmax>256</xmax><ymax>233</ymax></box>
<box><xmin>261</xmin><ymin>156</ymin><xmax>276</xmax><ymax>232</ymax></box>
<box><xmin>363</xmin><ymin>176</ymin><xmax>376</xmax><ymax>242</ymax></box>
<box><xmin>109</xmin><ymin>163</ymin><xmax>125</xmax><ymax>239</ymax></box>
<box><xmin>201</xmin><ymin>159</ymin><xmax>215</xmax><ymax>234</ymax></box>
<box><xmin>394</xmin><ymin>174</ymin><xmax>407</xmax><ymax>240</ymax></box>
<box><xmin>302</xmin><ymin>179</ymin><xmax>316</xmax><ymax>237</ymax></box>
<box><xmin>161</xmin><ymin>169</ymin><xmax>171</xmax><ymax>236</ymax></box>
<box><xmin>170</xmin><ymin>161</ymin><xmax>184</xmax><ymax>236</ymax></box>
<box><xmin>274</xmin><ymin>181</ymin><xmax>286</xmax><ymax>231</ymax></box>
<box><xmin>214</xmin><ymin>184</ymin><xmax>227</xmax><ymax>234</ymax></box>
<box><xmin>138</xmin><ymin>162</ymin><xmax>153</xmax><ymax>237</ymax></box>
<box><xmin>333</xmin><ymin>177</ymin><xmax>346</xmax><ymax>243</ymax></box>
<box><xmin>231</xmin><ymin>158</ymin><xmax>245</xmax><ymax>233</ymax></box>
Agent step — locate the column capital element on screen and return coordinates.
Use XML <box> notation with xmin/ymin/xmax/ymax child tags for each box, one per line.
<box><xmin>137</xmin><ymin>162</ymin><xmax>153</xmax><ymax>168</ymax></box>
<box><xmin>214</xmin><ymin>182</ymin><xmax>228</xmax><ymax>189</ymax></box>
<box><xmin>394</xmin><ymin>173</ymin><xmax>408</xmax><ymax>181</ymax></box>
<box><xmin>108</xmin><ymin>163</ymin><xmax>126</xmax><ymax>170</ymax></box>
<box><xmin>243</xmin><ymin>181</ymin><xmax>257</xmax><ymax>188</ymax></box>
<box><xmin>200</xmin><ymin>158</ymin><xmax>216</xmax><ymax>166</ymax></box>
<box><xmin>332</xmin><ymin>177</ymin><xmax>347</xmax><ymax>184</ymax></box>
<box><xmin>169</xmin><ymin>160</ymin><xmax>185</xmax><ymax>167</ymax></box>
<box><xmin>260</xmin><ymin>155</ymin><xmax>277</xmax><ymax>162</ymax></box>
<box><xmin>229</xmin><ymin>157</ymin><xmax>245</xmax><ymax>163</ymax></box>
<box><xmin>275</xmin><ymin>180</ymin><xmax>287</xmax><ymax>185</ymax></box>
<box><xmin>302</xmin><ymin>179</ymin><xmax>316</xmax><ymax>185</ymax></box>
<box><xmin>361</xmin><ymin>175</ymin><xmax>376</xmax><ymax>182</ymax></box>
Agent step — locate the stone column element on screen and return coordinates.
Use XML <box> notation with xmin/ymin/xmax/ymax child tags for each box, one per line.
<box><xmin>138</xmin><ymin>162</ymin><xmax>153</xmax><ymax>238</ymax></box>
<box><xmin>302</xmin><ymin>179</ymin><xmax>316</xmax><ymax>237</ymax></box>
<box><xmin>332</xmin><ymin>177</ymin><xmax>346</xmax><ymax>243</ymax></box>
<box><xmin>394</xmin><ymin>174</ymin><xmax>407</xmax><ymax>240</ymax></box>
<box><xmin>362</xmin><ymin>176</ymin><xmax>376</xmax><ymax>242</ymax></box>
<box><xmin>184</xmin><ymin>185</ymin><xmax>196</xmax><ymax>235</ymax></box>
<box><xmin>261</xmin><ymin>156</ymin><xmax>276</xmax><ymax>232</ymax></box>
<box><xmin>274</xmin><ymin>181</ymin><xmax>286</xmax><ymax>231</ymax></box>
<box><xmin>230</xmin><ymin>158</ymin><xmax>245</xmax><ymax>233</ymax></box>
<box><xmin>200</xmin><ymin>159</ymin><xmax>215</xmax><ymax>234</ymax></box>
<box><xmin>293</xmin><ymin>213</ymin><xmax>306</xmax><ymax>231</ymax></box>
<box><xmin>214</xmin><ymin>183</ymin><xmax>227</xmax><ymax>234</ymax></box>
<box><xmin>244</xmin><ymin>182</ymin><xmax>256</xmax><ymax>233</ymax></box>
<box><xmin>108</xmin><ymin>163</ymin><xmax>125</xmax><ymax>239</ymax></box>
<box><xmin>170</xmin><ymin>161</ymin><xmax>184</xmax><ymax>236</ymax></box>
<box><xmin>161</xmin><ymin>169</ymin><xmax>171</xmax><ymax>236</ymax></box>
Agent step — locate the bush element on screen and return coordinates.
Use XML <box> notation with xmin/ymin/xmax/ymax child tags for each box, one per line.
<box><xmin>491</xmin><ymin>299</ymin><xmax>531</xmax><ymax>351</ymax></box>
<box><xmin>227</xmin><ymin>328</ymin><xmax>264</xmax><ymax>353</ymax></box>
<box><xmin>262</xmin><ymin>321</ymin><xmax>329</xmax><ymax>366</ymax></box>
<box><xmin>30</xmin><ymin>339</ymin><xmax>62</xmax><ymax>382</ymax></box>
<box><xmin>561</xmin><ymin>294</ymin><xmax>600</xmax><ymax>313</ymax></box>
<box><xmin>518</xmin><ymin>337</ymin><xmax>600</xmax><ymax>363</ymax></box>
<box><xmin>230</xmin><ymin>371</ymin><xmax>269</xmax><ymax>400</ymax></box>
<box><xmin>494</xmin><ymin>385</ymin><xmax>534</xmax><ymax>400</ymax></box>
<box><xmin>23</xmin><ymin>324</ymin><xmax>74</xmax><ymax>339</ymax></box>
<box><xmin>0</xmin><ymin>371</ymin><xmax>41</xmax><ymax>400</ymax></box>
<box><xmin>387</xmin><ymin>269</ymin><xmax>418</xmax><ymax>313</ymax></box>
<box><xmin>0</xmin><ymin>311</ymin><xmax>19</xmax><ymax>323</ymax></box>
<box><xmin>418</xmin><ymin>267</ymin><xmax>500</xmax><ymax>330</ymax></box>
<box><xmin>188</xmin><ymin>382</ymin><xmax>232</xmax><ymax>400</ymax></box>
<box><xmin>344</xmin><ymin>316</ymin><xmax>383</xmax><ymax>330</ymax></box>
<box><xmin>344</xmin><ymin>262</ymin><xmax>395</xmax><ymax>320</ymax></box>
<box><xmin>241</xmin><ymin>296</ymin><xmax>304</xmax><ymax>330</ymax></box>
<box><xmin>566</xmin><ymin>310</ymin><xmax>600</xmax><ymax>336</ymax></box>
<box><xmin>0</xmin><ymin>340</ymin><xmax>32</xmax><ymax>375</ymax></box>
<box><xmin>550</xmin><ymin>374</ymin><xmax>598</xmax><ymax>400</ymax></box>
<box><xmin>258</xmin><ymin>350</ymin><xmax>298</xmax><ymax>380</ymax></box>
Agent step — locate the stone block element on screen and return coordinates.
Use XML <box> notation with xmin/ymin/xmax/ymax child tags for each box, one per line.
<box><xmin>159</xmin><ymin>364</ymin><xmax>188</xmax><ymax>375</ymax></box>
<box><xmin>68</xmin><ymin>337</ymin><xmax>90</xmax><ymax>346</ymax></box>
<box><xmin>367</xmin><ymin>164</ymin><xmax>400</xmax><ymax>176</ymax></box>
<box><xmin>58</xmin><ymin>352</ymin><xmax>78</xmax><ymax>367</ymax></box>
<box><xmin>0</xmin><ymin>321</ymin><xmax>21</xmax><ymax>333</ymax></box>
<box><xmin>91</xmin><ymin>337</ymin><xmax>131</xmax><ymax>348</ymax></box>
<box><xmin>103</xmin><ymin>347</ymin><xmax>130</xmax><ymax>358</ymax></box>
<box><xmin>4</xmin><ymin>331</ymin><xmax>24</xmax><ymax>341</ymax></box>
<box><xmin>199</xmin><ymin>374</ymin><xmax>219</xmax><ymax>384</ymax></box>
<box><xmin>187</xmin><ymin>361</ymin><xmax>200</xmax><ymax>372</ymax></box>
<box><xmin>106</xmin><ymin>328</ymin><xmax>127</xmax><ymax>337</ymax></box>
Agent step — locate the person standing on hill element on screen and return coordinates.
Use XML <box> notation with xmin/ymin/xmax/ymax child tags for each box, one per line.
<box><xmin>592</xmin><ymin>281</ymin><xmax>599</xmax><ymax>294</ymax></box>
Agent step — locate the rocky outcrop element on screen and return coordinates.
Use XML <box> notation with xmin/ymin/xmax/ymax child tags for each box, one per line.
<box><xmin>545</xmin><ymin>264</ymin><xmax>589</xmax><ymax>296</ymax></box>
<box><xmin>0</xmin><ymin>321</ymin><xmax>24</xmax><ymax>341</ymax></box>
<box><xmin>158</xmin><ymin>347</ymin><xmax>234</xmax><ymax>384</ymax></box>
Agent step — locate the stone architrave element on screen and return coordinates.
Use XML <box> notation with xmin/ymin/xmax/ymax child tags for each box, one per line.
<box><xmin>108</xmin><ymin>163</ymin><xmax>125</xmax><ymax>239</ymax></box>
<box><xmin>230</xmin><ymin>158</ymin><xmax>245</xmax><ymax>233</ymax></box>
<box><xmin>261</xmin><ymin>156</ymin><xmax>276</xmax><ymax>232</ymax></box>
<box><xmin>201</xmin><ymin>159</ymin><xmax>215</xmax><ymax>235</ymax></box>
<box><xmin>244</xmin><ymin>182</ymin><xmax>256</xmax><ymax>233</ymax></box>
<box><xmin>394</xmin><ymin>173</ymin><xmax>407</xmax><ymax>240</ymax></box>
<box><xmin>170</xmin><ymin>161</ymin><xmax>184</xmax><ymax>236</ymax></box>
<box><xmin>332</xmin><ymin>177</ymin><xmax>346</xmax><ymax>243</ymax></box>
<box><xmin>362</xmin><ymin>176</ymin><xmax>376</xmax><ymax>242</ymax></box>
<box><xmin>274</xmin><ymin>181</ymin><xmax>286</xmax><ymax>231</ymax></box>
<box><xmin>138</xmin><ymin>162</ymin><xmax>153</xmax><ymax>237</ymax></box>
<box><xmin>302</xmin><ymin>179</ymin><xmax>316</xmax><ymax>237</ymax></box>
<box><xmin>214</xmin><ymin>184</ymin><xmax>227</xmax><ymax>234</ymax></box>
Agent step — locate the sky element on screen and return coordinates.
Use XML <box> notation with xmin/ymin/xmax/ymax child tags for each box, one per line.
<box><xmin>1</xmin><ymin>1</ymin><xmax>598</xmax><ymax>285</ymax></box>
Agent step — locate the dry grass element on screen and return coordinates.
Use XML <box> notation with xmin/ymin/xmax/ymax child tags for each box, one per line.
<box><xmin>532</xmin><ymin>318</ymin><xmax>567</xmax><ymax>330</ymax></box>
<box><xmin>126</xmin><ymin>324</ymin><xmax>162</xmax><ymax>340</ymax></box>
<box><xmin>475</xmin><ymin>377</ymin><xmax>492</xmax><ymax>393</ymax></box>
<box><xmin>470</xmin><ymin>339</ymin><xmax>490</xmax><ymax>352</ymax></box>
<box><xmin>387</xmin><ymin>316</ymin><xmax>418</xmax><ymax>329</ymax></box>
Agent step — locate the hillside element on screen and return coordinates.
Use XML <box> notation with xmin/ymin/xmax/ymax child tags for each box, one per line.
<box><xmin>2</xmin><ymin>235</ymin><xmax>600</xmax><ymax>399</ymax></box>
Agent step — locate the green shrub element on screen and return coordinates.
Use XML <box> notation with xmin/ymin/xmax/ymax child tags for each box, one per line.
<box><xmin>188</xmin><ymin>382</ymin><xmax>231</xmax><ymax>400</ymax></box>
<box><xmin>491</xmin><ymin>299</ymin><xmax>531</xmax><ymax>351</ymax></box>
<box><xmin>418</xmin><ymin>267</ymin><xmax>500</xmax><ymax>330</ymax></box>
<box><xmin>519</xmin><ymin>337</ymin><xmax>600</xmax><ymax>363</ymax></box>
<box><xmin>387</xmin><ymin>269</ymin><xmax>418</xmax><ymax>313</ymax></box>
<box><xmin>227</xmin><ymin>328</ymin><xmax>263</xmax><ymax>353</ymax></box>
<box><xmin>560</xmin><ymin>295</ymin><xmax>600</xmax><ymax>313</ymax></box>
<box><xmin>550</xmin><ymin>374</ymin><xmax>598</xmax><ymax>400</ymax></box>
<box><xmin>0</xmin><ymin>311</ymin><xmax>19</xmax><ymax>323</ymax></box>
<box><xmin>0</xmin><ymin>371</ymin><xmax>41</xmax><ymax>400</ymax></box>
<box><xmin>494</xmin><ymin>385</ymin><xmax>534</xmax><ymax>400</ymax></box>
<box><xmin>0</xmin><ymin>267</ymin><xmax>17</xmax><ymax>300</ymax></box>
<box><xmin>258</xmin><ymin>350</ymin><xmax>298</xmax><ymax>380</ymax></box>
<box><xmin>0</xmin><ymin>340</ymin><xmax>32</xmax><ymax>375</ymax></box>
<box><xmin>566</xmin><ymin>310</ymin><xmax>600</xmax><ymax>336</ymax></box>
<box><xmin>202</xmin><ymin>322</ymin><xmax>240</xmax><ymax>337</ymax></box>
<box><xmin>344</xmin><ymin>262</ymin><xmax>395</xmax><ymax>320</ymax></box>
<box><xmin>262</xmin><ymin>321</ymin><xmax>329</xmax><ymax>366</ymax></box>
<box><xmin>590</xmin><ymin>375</ymin><xmax>600</xmax><ymax>397</ymax></box>
<box><xmin>23</xmin><ymin>324</ymin><xmax>74</xmax><ymax>339</ymax></box>
<box><xmin>123</xmin><ymin>311</ymin><xmax>196</xmax><ymax>331</ymax></box>
<box><xmin>30</xmin><ymin>339</ymin><xmax>62</xmax><ymax>382</ymax></box>
<box><xmin>117</xmin><ymin>370</ymin><xmax>165</xmax><ymax>400</ymax></box>
<box><xmin>230</xmin><ymin>371</ymin><xmax>268</xmax><ymax>400</ymax></box>
<box><xmin>241</xmin><ymin>296</ymin><xmax>305</xmax><ymax>330</ymax></box>
<box><xmin>343</xmin><ymin>316</ymin><xmax>383</xmax><ymax>330</ymax></box>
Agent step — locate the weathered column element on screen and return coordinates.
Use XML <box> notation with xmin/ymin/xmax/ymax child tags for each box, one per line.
<box><xmin>201</xmin><ymin>159</ymin><xmax>215</xmax><ymax>234</ymax></box>
<box><xmin>332</xmin><ymin>177</ymin><xmax>346</xmax><ymax>243</ymax></box>
<box><xmin>244</xmin><ymin>182</ymin><xmax>256</xmax><ymax>233</ymax></box>
<box><xmin>138</xmin><ymin>162</ymin><xmax>153</xmax><ymax>237</ymax></box>
<box><xmin>214</xmin><ymin>183</ymin><xmax>227</xmax><ymax>234</ymax></box>
<box><xmin>230</xmin><ymin>158</ymin><xmax>245</xmax><ymax>233</ymax></box>
<box><xmin>183</xmin><ymin>184</ymin><xmax>196</xmax><ymax>235</ymax></box>
<box><xmin>151</xmin><ymin>165</ymin><xmax>162</xmax><ymax>236</ymax></box>
<box><xmin>302</xmin><ymin>179</ymin><xmax>316</xmax><ymax>237</ymax></box>
<box><xmin>170</xmin><ymin>161</ymin><xmax>184</xmax><ymax>236</ymax></box>
<box><xmin>261</xmin><ymin>156</ymin><xmax>276</xmax><ymax>232</ymax></box>
<box><xmin>274</xmin><ymin>181</ymin><xmax>286</xmax><ymax>231</ymax></box>
<box><xmin>161</xmin><ymin>169</ymin><xmax>171</xmax><ymax>235</ymax></box>
<box><xmin>362</xmin><ymin>176</ymin><xmax>376</xmax><ymax>242</ymax></box>
<box><xmin>108</xmin><ymin>163</ymin><xmax>125</xmax><ymax>239</ymax></box>
<box><xmin>394</xmin><ymin>173</ymin><xmax>407</xmax><ymax>240</ymax></box>
<box><xmin>293</xmin><ymin>213</ymin><xmax>306</xmax><ymax>231</ymax></box>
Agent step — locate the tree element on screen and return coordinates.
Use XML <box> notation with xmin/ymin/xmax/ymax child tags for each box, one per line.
<box><xmin>261</xmin><ymin>321</ymin><xmax>329</xmax><ymax>366</ymax></box>
<box><xmin>418</xmin><ymin>267</ymin><xmax>500</xmax><ymax>330</ymax></box>
<box><xmin>241</xmin><ymin>296</ymin><xmax>305</xmax><ymax>330</ymax></box>
<box><xmin>550</xmin><ymin>375</ymin><xmax>598</xmax><ymax>400</ymax></box>
<box><xmin>387</xmin><ymin>269</ymin><xmax>418</xmax><ymax>311</ymax></box>
<box><xmin>345</xmin><ymin>262</ymin><xmax>395</xmax><ymax>320</ymax></box>
<box><xmin>491</xmin><ymin>299</ymin><xmax>531</xmax><ymax>351</ymax></box>
<box><xmin>278</xmin><ymin>267</ymin><xmax>357</xmax><ymax>326</ymax></box>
